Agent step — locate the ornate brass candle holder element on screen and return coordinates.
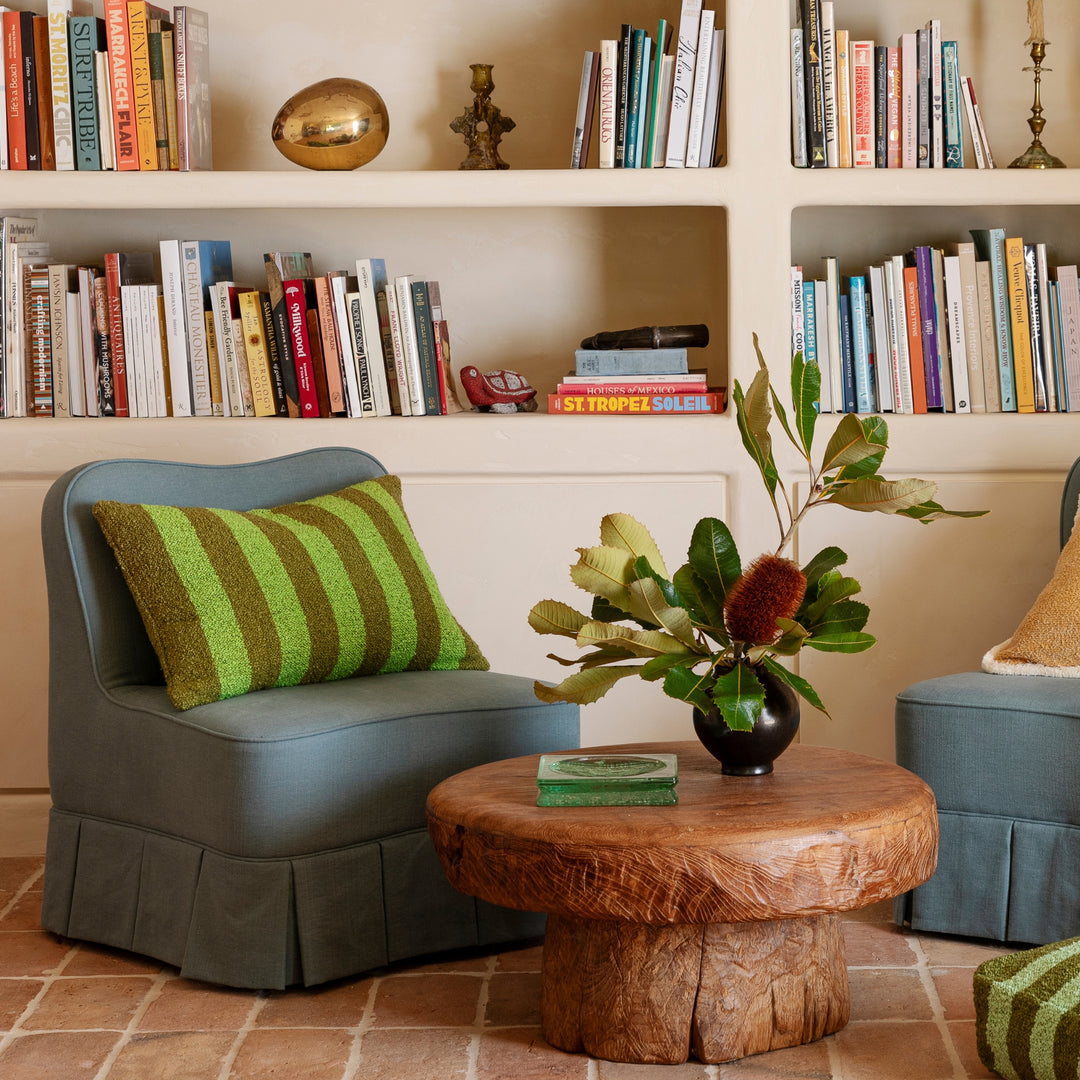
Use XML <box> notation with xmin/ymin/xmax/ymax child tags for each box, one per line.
<box><xmin>1009</xmin><ymin>40</ymin><xmax>1065</xmax><ymax>169</ymax></box>
<box><xmin>450</xmin><ymin>64</ymin><xmax>515</xmax><ymax>170</ymax></box>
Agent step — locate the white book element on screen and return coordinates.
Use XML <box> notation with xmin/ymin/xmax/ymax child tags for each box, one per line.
<box><xmin>179</xmin><ymin>242</ymin><xmax>213</xmax><ymax>416</ymax></box>
<box><xmin>65</xmin><ymin>289</ymin><xmax>83</xmax><ymax>415</ymax></box>
<box><xmin>953</xmin><ymin>242</ymin><xmax>985</xmax><ymax>412</ymax></box>
<box><xmin>790</xmin><ymin>265</ymin><xmax>804</xmax><ymax>360</ymax></box>
<box><xmin>965</xmin><ymin>76</ymin><xmax>994</xmax><ymax>168</ymax></box>
<box><xmin>885</xmin><ymin>257</ymin><xmax>913</xmax><ymax>414</ymax></box>
<box><xmin>144</xmin><ymin>285</ymin><xmax>168</xmax><ymax>416</ymax></box>
<box><xmin>571</xmin><ymin>51</ymin><xmax>595</xmax><ymax>168</ymax></box>
<box><xmin>369</xmin><ymin>258</ymin><xmax>410</xmax><ymax>416</ymax></box>
<box><xmin>899</xmin><ymin>33</ymin><xmax>917</xmax><ymax>168</ymax></box>
<box><xmin>650</xmin><ymin>55</ymin><xmax>675</xmax><ymax>167</ymax></box>
<box><xmin>386</xmin><ymin>277</ymin><xmax>419</xmax><ymax>415</ymax></box>
<box><xmin>823</xmin><ymin>256</ymin><xmax>843</xmax><ymax>416</ymax></box>
<box><xmin>158</xmin><ymin>240</ymin><xmax>192</xmax><ymax>417</ymax></box>
<box><xmin>926</xmin><ymin>19</ymin><xmax>943</xmax><ymax>168</ymax></box>
<box><xmin>942</xmin><ymin>255</ymin><xmax>971</xmax><ymax>412</ymax></box>
<box><xmin>664</xmin><ymin>0</ymin><xmax>703</xmax><ymax>167</ymax></box>
<box><xmin>95</xmin><ymin>50</ymin><xmax>115</xmax><ymax>170</ymax></box>
<box><xmin>598</xmin><ymin>39</ymin><xmax>618</xmax><ymax>169</ymax></box>
<box><xmin>683</xmin><ymin>8</ymin><xmax>714</xmax><ymax>168</ymax></box>
<box><xmin>120</xmin><ymin>284</ymin><xmax>146</xmax><ymax>417</ymax></box>
<box><xmin>393</xmin><ymin>275</ymin><xmax>426</xmax><ymax>415</ymax></box>
<box><xmin>47</xmin><ymin>0</ymin><xmax>81</xmax><ymax>171</ymax></box>
<box><xmin>834</xmin><ymin>28</ymin><xmax>851</xmax><ymax>167</ymax></box>
<box><xmin>790</xmin><ymin>29</ymin><xmax>807</xmax><ymax>167</ymax></box>
<box><xmin>812</xmin><ymin>280</ymin><xmax>832</xmax><ymax>413</ymax></box>
<box><xmin>1036</xmin><ymin>242</ymin><xmax>1057</xmax><ymax>413</ymax></box>
<box><xmin>867</xmin><ymin>264</ymin><xmax>894</xmax><ymax>411</ymax></box>
<box><xmin>959</xmin><ymin>75</ymin><xmax>986</xmax><ymax>169</ymax></box>
<box><xmin>1055</xmin><ymin>265</ymin><xmax>1080</xmax><ymax>411</ymax></box>
<box><xmin>976</xmin><ymin>261</ymin><xmax>1001</xmax><ymax>411</ymax></box>
<box><xmin>328</xmin><ymin>273</ymin><xmax>363</xmax><ymax>416</ymax></box>
<box><xmin>820</xmin><ymin>2</ymin><xmax>837</xmax><ymax>167</ymax></box>
<box><xmin>345</xmin><ymin>288</ymin><xmax>376</xmax><ymax>417</ymax></box>
<box><xmin>354</xmin><ymin>258</ymin><xmax>392</xmax><ymax>416</ymax></box>
<box><xmin>697</xmin><ymin>28</ymin><xmax>724</xmax><ymax>168</ymax></box>
<box><xmin>1</xmin><ymin>217</ymin><xmax>38</xmax><ymax>415</ymax></box>
<box><xmin>77</xmin><ymin>266</ymin><xmax>99</xmax><ymax>416</ymax></box>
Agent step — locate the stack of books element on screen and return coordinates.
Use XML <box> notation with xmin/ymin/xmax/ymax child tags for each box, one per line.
<box><xmin>792</xmin><ymin>3</ymin><xmax>993</xmax><ymax>169</ymax></box>
<box><xmin>3</xmin><ymin>1</ymin><xmax>211</xmax><ymax>173</ymax></box>
<box><xmin>3</xmin><ymin>217</ymin><xmax>464</xmax><ymax>419</ymax></box>
<box><xmin>549</xmin><ymin>346</ymin><xmax>725</xmax><ymax>415</ymax></box>
<box><xmin>792</xmin><ymin>228</ymin><xmax>1080</xmax><ymax>416</ymax></box>
<box><xmin>571</xmin><ymin>2</ymin><xmax>725</xmax><ymax>169</ymax></box>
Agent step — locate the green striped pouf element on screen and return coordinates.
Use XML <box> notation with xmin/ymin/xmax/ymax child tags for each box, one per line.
<box><xmin>974</xmin><ymin>937</ymin><xmax>1080</xmax><ymax>1080</ymax></box>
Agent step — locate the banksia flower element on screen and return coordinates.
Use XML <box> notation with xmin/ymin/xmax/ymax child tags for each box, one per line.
<box><xmin>724</xmin><ymin>555</ymin><xmax>807</xmax><ymax>646</ymax></box>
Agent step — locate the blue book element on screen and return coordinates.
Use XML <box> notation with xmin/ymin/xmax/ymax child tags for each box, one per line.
<box><xmin>633</xmin><ymin>35</ymin><xmax>652</xmax><ymax>168</ymax></box>
<box><xmin>624</xmin><ymin>28</ymin><xmax>648</xmax><ymax>167</ymax></box>
<box><xmin>575</xmin><ymin>348</ymin><xmax>689</xmax><ymax>376</ymax></box>
<box><xmin>838</xmin><ymin>294</ymin><xmax>857</xmax><ymax>413</ymax></box>
<box><xmin>942</xmin><ymin>41</ymin><xmax>963</xmax><ymax>167</ymax></box>
<box><xmin>970</xmin><ymin>228</ymin><xmax>1017</xmax><ymax>411</ymax></box>
<box><xmin>69</xmin><ymin>17</ymin><xmax>106</xmax><ymax>171</ymax></box>
<box><xmin>848</xmin><ymin>276</ymin><xmax>875</xmax><ymax>412</ymax></box>
<box><xmin>803</xmin><ymin>275</ymin><xmax>817</xmax><ymax>370</ymax></box>
<box><xmin>913</xmin><ymin>245</ymin><xmax>944</xmax><ymax>408</ymax></box>
<box><xmin>409</xmin><ymin>279</ymin><xmax>442</xmax><ymax>415</ymax></box>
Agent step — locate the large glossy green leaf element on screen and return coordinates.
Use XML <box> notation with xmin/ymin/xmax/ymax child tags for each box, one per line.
<box><xmin>672</xmin><ymin>565</ymin><xmax>728</xmax><ymax>640</ymax></box>
<box><xmin>528</xmin><ymin>599</ymin><xmax>589</xmax><ymax>638</ymax></box>
<box><xmin>533</xmin><ymin>665</ymin><xmax>645</xmax><ymax>705</ymax></box>
<box><xmin>686</xmin><ymin>517</ymin><xmax>742</xmax><ymax>600</ymax></box>
<box><xmin>803</xmin><ymin>572</ymin><xmax>862</xmax><ymax>624</ymax></box>
<box><xmin>799</xmin><ymin>546</ymin><xmax>848</xmax><ymax>596</ymax></box>
<box><xmin>570</xmin><ymin>545</ymin><xmax>635</xmax><ymax>607</ymax></box>
<box><xmin>600</xmin><ymin>513</ymin><xmax>669</xmax><ymax>577</ymax></box>
<box><xmin>834</xmin><ymin>415</ymin><xmax>888</xmax><ymax>480</ymax></box>
<box><xmin>709</xmin><ymin>663</ymin><xmax>765</xmax><ymax>732</ymax></box>
<box><xmin>632</xmin><ymin>556</ymin><xmax>686</xmax><ymax>612</ymax></box>
<box><xmin>577</xmin><ymin>619</ymin><xmax>696</xmax><ymax>659</ymax></box>
<box><xmin>820</xmin><ymin>413</ymin><xmax>887</xmax><ymax>474</ymax></box>
<box><xmin>769</xmin><ymin>617</ymin><xmax>810</xmax><ymax>655</ymax></box>
<box><xmin>624</xmin><ymin>578</ymin><xmax>700</xmax><ymax>648</ymax></box>
<box><xmin>734</xmin><ymin>362</ymin><xmax>779</xmax><ymax>496</ymax></box>
<box><xmin>895</xmin><ymin>500</ymin><xmax>990</xmax><ymax>522</ymax></box>
<box><xmin>806</xmin><ymin>599</ymin><xmax>870</xmax><ymax>635</ymax></box>
<box><xmin>825</xmin><ymin>476</ymin><xmax>938</xmax><ymax>514</ymax></box>
<box><xmin>802</xmin><ymin>631</ymin><xmax>876</xmax><ymax>653</ymax></box>
<box><xmin>789</xmin><ymin>348</ymin><xmax>820</xmax><ymax>455</ymax></box>
<box><xmin>641</xmin><ymin>653</ymin><xmax>701</xmax><ymax>682</ymax></box>
<box><xmin>760</xmin><ymin>655</ymin><xmax>830</xmax><ymax>717</ymax></box>
<box><xmin>663</xmin><ymin>662</ymin><xmax>718</xmax><ymax>714</ymax></box>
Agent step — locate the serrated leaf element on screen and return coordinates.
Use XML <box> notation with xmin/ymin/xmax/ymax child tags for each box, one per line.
<box><xmin>791</xmin><ymin>350</ymin><xmax>820</xmax><ymax>455</ymax></box>
<box><xmin>820</xmin><ymin>413</ymin><xmax>887</xmax><ymax>474</ymax></box>
<box><xmin>577</xmin><ymin>619</ymin><xmax>696</xmax><ymax>659</ymax></box>
<box><xmin>570</xmin><ymin>545</ymin><xmax>635</xmax><ymax>608</ymax></box>
<box><xmin>533</xmin><ymin>666</ymin><xmax>645</xmax><ymax>705</ymax></box>
<box><xmin>624</xmin><ymin>578</ymin><xmax>700</xmax><ymax>649</ymax></box>
<box><xmin>760</xmin><ymin>655</ymin><xmax>830</xmax><ymax>718</ymax></box>
<box><xmin>769</xmin><ymin>617</ymin><xmax>810</xmax><ymax>655</ymax></box>
<box><xmin>663</xmin><ymin>662</ymin><xmax>718</xmax><ymax>714</ymax></box>
<box><xmin>802</xmin><ymin>631</ymin><xmax>877</xmax><ymax>653</ymax></box>
<box><xmin>825</xmin><ymin>477</ymin><xmax>938</xmax><ymax>514</ymax></box>
<box><xmin>528</xmin><ymin>600</ymin><xmax>590</xmax><ymax>638</ymax></box>
<box><xmin>686</xmin><ymin>517</ymin><xmax>742</xmax><ymax>601</ymax></box>
<box><xmin>710</xmin><ymin>663</ymin><xmax>764</xmax><ymax>732</ymax></box>
<box><xmin>600</xmin><ymin>513</ymin><xmax>669</xmax><ymax>578</ymax></box>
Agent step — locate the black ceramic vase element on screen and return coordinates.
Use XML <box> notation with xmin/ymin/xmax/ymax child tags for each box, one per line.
<box><xmin>693</xmin><ymin>666</ymin><xmax>800</xmax><ymax>776</ymax></box>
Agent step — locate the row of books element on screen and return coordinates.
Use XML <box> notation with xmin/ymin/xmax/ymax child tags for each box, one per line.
<box><xmin>791</xmin><ymin>230</ymin><xmax>1080</xmax><ymax>416</ymax></box>
<box><xmin>792</xmin><ymin>3</ymin><xmax>994</xmax><ymax>169</ymax></box>
<box><xmin>4</xmin><ymin>218</ymin><xmax>464</xmax><ymax>419</ymax></box>
<box><xmin>547</xmin><ymin>346</ymin><xmax>726</xmax><ymax>414</ymax></box>
<box><xmin>3</xmin><ymin>1</ymin><xmax>210</xmax><ymax>173</ymax></box>
<box><xmin>571</xmin><ymin>1</ymin><xmax>725</xmax><ymax>170</ymax></box>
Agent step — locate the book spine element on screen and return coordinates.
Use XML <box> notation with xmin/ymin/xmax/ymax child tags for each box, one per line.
<box><xmin>913</xmin><ymin>246</ymin><xmax>942</xmax><ymax>407</ymax></box>
<box><xmin>960</xmin><ymin>75</ymin><xmax>986</xmax><ymax>169</ymax></box>
<box><xmin>22</xmin><ymin>13</ymin><xmax>42</xmax><ymax>169</ymax></box>
<box><xmin>790</xmin><ymin>265</ymin><xmax>804</xmax><ymax>360</ymax></box>
<box><xmin>409</xmin><ymin>279</ymin><xmax>441</xmax><ymax>415</ymax></box>
<box><xmin>645</xmin><ymin>19</ymin><xmax>670</xmax><ymax>167</ymax></box>
<box><xmin>597</xmin><ymin>39</ymin><xmax>618</xmax><ymax>169</ymax></box>
<box><xmin>179</xmin><ymin>241</ymin><xmax>212</xmax><ymax>414</ymax></box>
<box><xmin>901</xmin><ymin>264</ymin><xmax>928</xmax><ymax>413</ymax></box>
<box><xmin>236</xmin><ymin>290</ymin><xmax>274</xmax><ymax>416</ymax></box>
<box><xmin>899</xmin><ymin>33</ymin><xmax>917</xmax><ymax>168</ymax></box>
<box><xmin>126</xmin><ymin>1</ymin><xmax>156</xmax><ymax>169</ymax></box>
<box><xmin>953</xmin><ymin>242</ymin><xmax>985</xmax><ymax>411</ymax></box>
<box><xmin>94</xmin><ymin>49</ymin><xmax>114</xmax><ymax>169</ymax></box>
<box><xmin>312</xmin><ymin>276</ymin><xmax>345</xmax><ymax>415</ymax></box>
<box><xmin>369</xmin><ymin>258</ymin><xmax>408</xmax><ymax>416</ymax></box>
<box><xmin>851</xmin><ymin>39</ymin><xmax>874</xmax><ymax>168</ymax></box>
<box><xmin>557</xmin><ymin>379</ymin><xmax>709</xmax><ymax>396</ymax></box>
<box><xmin>886</xmin><ymin>256</ymin><xmax>913</xmax><ymax>412</ymax></box>
<box><xmin>47</xmin><ymin>0</ymin><xmax>73</xmax><ymax>170</ymax></box>
<box><xmin>212</xmin><ymin>282</ymin><xmax>243</xmax><ymax>416</ymax></box>
<box><xmin>28</xmin><ymin>264</ymin><xmax>52</xmax><ymax>415</ymax></box>
<box><xmin>873</xmin><ymin>45</ymin><xmax>887</xmax><ymax>168</ymax></box>
<box><xmin>47</xmin><ymin>265</ymin><xmax>70</xmax><ymax>416</ymax></box>
<box><xmin>801</xmin><ymin>0</ymin><xmax>826</xmax><ymax>167</ymax></box>
<box><xmin>868</xmin><ymin>263</ymin><xmax>894</xmax><ymax>411</ymax></box>
<box><xmin>570</xmin><ymin>51</ymin><xmax>593</xmax><ymax>168</ymax></box>
<box><xmin>393</xmin><ymin>275</ymin><xmax>425</xmax><ymax>414</ymax></box>
<box><xmin>549</xmin><ymin>391</ymin><xmax>725</xmax><ymax>415</ymax></box>
<box><xmin>665</xmin><ymin>0</ymin><xmax>703</xmax><ymax>167</ymax></box>
<box><xmin>1023</xmin><ymin>243</ymin><xmax>1049</xmax><ymax>412</ymax></box>
<box><xmin>1056</xmin><ymin>265</ymin><xmax>1080</xmax><ymax>410</ymax></box>
<box><xmin>1036</xmin><ymin>243</ymin><xmax>1056</xmax><ymax>411</ymax></box>
<box><xmin>970</xmin><ymin>229</ymin><xmax>1015</xmax><ymax>408</ymax></box>
<box><xmin>651</xmin><ymin>55</ymin><xmax>675</xmax><ymax>167</ymax></box>
<box><xmin>834</xmin><ymin>26</ymin><xmax>851</xmax><ymax>167</ymax></box>
<box><xmin>161</xmin><ymin>26</ymin><xmax>178</xmax><ymax>168</ymax></box>
<box><xmin>916</xmin><ymin>28</ymin><xmax>930</xmax><ymax>167</ymax></box>
<box><xmin>823</xmin><ymin>256</ymin><xmax>843</xmax><ymax>410</ymax></box>
<box><xmin>102</xmin><ymin>252</ymin><xmax>130</xmax><ymax>415</ymax></box>
<box><xmin>76</xmin><ymin>266</ymin><xmax>98</xmax><ymax>415</ymax></box>
<box><xmin>820</xmin><ymin>2</ymin><xmax>836</xmax><ymax>166</ymax></box>
<box><xmin>262</xmin><ymin>254</ymin><xmax>301</xmax><ymax>416</ymax></box>
<box><xmin>148</xmin><ymin>22</ymin><xmax>169</xmax><ymax>169</ymax></box>
<box><xmin>803</xmin><ymin>273</ymin><xmax>817</xmax><ymax>374</ymax></box>
<box><xmin>574</xmin><ymin>348</ymin><xmax>689</xmax><ymax>376</ymax></box>
<box><xmin>346</xmin><ymin>291</ymin><xmax>375</xmax><ymax>416</ymax></box>
<box><xmin>942</xmin><ymin>254</ymin><xmax>971</xmax><ymax>412</ymax></box>
<box><xmin>304</xmin><ymin>303</ymin><xmax>330</xmax><ymax>417</ymax></box>
<box><xmin>942</xmin><ymin>41</ymin><xmax>962</xmax><ymax>167</ymax></box>
<box><xmin>967</xmin><ymin>75</ymin><xmax>994</xmax><ymax>167</ymax></box>
<box><xmin>683</xmin><ymin>11</ymin><xmax>713</xmax><ymax>168</ymax></box>
<box><xmin>614</xmin><ymin>22</ymin><xmax>632</xmax><ymax>168</ymax></box>
<box><xmin>157</xmin><ymin>241</ymin><xmax>190</xmax><ymax>415</ymax></box>
<box><xmin>5</xmin><ymin>13</ymin><xmax>27</xmax><ymax>170</ymax></box>
<box><xmin>282</xmin><ymin>278</ymin><xmax>320</xmax><ymax>417</ymax></box>
<box><xmin>68</xmin><ymin>17</ymin><xmax>100</xmax><ymax>170</ymax></box>
<box><xmin>848</xmin><ymin>276</ymin><xmax>874</xmax><ymax>411</ymax></box>
<box><xmin>1004</xmin><ymin>236</ymin><xmax>1035</xmax><ymax>413</ymax></box>
<box><xmin>838</xmin><ymin>292</ymin><xmax>855</xmax><ymax>412</ymax></box>
<box><xmin>790</xmin><ymin>29</ymin><xmax>807</xmax><ymax>167</ymax></box>
<box><xmin>975</xmin><ymin>261</ymin><xmax>1001</xmax><ymax>411</ymax></box>
<box><xmin>927</xmin><ymin>18</ymin><xmax>943</xmax><ymax>167</ymax></box>
<box><xmin>624</xmin><ymin>27</ymin><xmax>647</xmax><ymax>168</ymax></box>
<box><xmin>258</xmin><ymin>292</ymin><xmax>287</xmax><ymax>416</ymax></box>
<box><xmin>91</xmin><ymin>270</ymin><xmax>114</xmax><ymax>414</ymax></box>
<box><xmin>102</xmin><ymin>0</ymin><xmax>136</xmax><ymax>169</ymax></box>
<box><xmin>886</xmin><ymin>46</ymin><xmax>901</xmax><ymax>168</ymax></box>
<box><xmin>355</xmin><ymin>259</ymin><xmax>391</xmax><ymax>415</ymax></box>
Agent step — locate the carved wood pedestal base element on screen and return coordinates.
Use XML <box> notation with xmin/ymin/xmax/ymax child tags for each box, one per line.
<box><xmin>540</xmin><ymin>912</ymin><xmax>850</xmax><ymax>1065</ymax></box>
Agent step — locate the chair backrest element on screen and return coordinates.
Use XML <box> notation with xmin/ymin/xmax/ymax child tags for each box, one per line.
<box><xmin>41</xmin><ymin>447</ymin><xmax>388</xmax><ymax>693</ymax></box>
<box><xmin>1062</xmin><ymin>455</ymin><xmax>1080</xmax><ymax>549</ymax></box>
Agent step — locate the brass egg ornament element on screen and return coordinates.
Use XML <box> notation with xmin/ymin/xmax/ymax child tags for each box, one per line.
<box><xmin>271</xmin><ymin>77</ymin><xmax>389</xmax><ymax>170</ymax></box>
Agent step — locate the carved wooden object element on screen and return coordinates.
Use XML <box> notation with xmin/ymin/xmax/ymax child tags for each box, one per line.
<box><xmin>426</xmin><ymin>741</ymin><xmax>938</xmax><ymax>1065</ymax></box>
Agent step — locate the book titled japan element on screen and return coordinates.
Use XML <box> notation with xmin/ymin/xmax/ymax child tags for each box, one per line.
<box><xmin>174</xmin><ymin>6</ymin><xmax>211</xmax><ymax>170</ymax></box>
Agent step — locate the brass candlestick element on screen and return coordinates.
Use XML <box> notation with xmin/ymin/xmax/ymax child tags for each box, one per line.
<box><xmin>1009</xmin><ymin>40</ymin><xmax>1065</xmax><ymax>168</ymax></box>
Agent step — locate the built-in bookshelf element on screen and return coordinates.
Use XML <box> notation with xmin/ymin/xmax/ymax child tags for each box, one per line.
<box><xmin>1</xmin><ymin>0</ymin><xmax>1079</xmax><ymax>791</ymax></box>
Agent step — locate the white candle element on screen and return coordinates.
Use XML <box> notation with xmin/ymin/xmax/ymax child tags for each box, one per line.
<box><xmin>1026</xmin><ymin>0</ymin><xmax>1046</xmax><ymax>43</ymax></box>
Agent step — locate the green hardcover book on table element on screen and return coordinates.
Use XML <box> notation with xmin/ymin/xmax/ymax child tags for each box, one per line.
<box><xmin>536</xmin><ymin>753</ymin><xmax>678</xmax><ymax>806</ymax></box>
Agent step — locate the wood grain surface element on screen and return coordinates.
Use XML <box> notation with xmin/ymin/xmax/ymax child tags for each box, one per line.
<box><xmin>426</xmin><ymin>741</ymin><xmax>939</xmax><ymax>925</ymax></box>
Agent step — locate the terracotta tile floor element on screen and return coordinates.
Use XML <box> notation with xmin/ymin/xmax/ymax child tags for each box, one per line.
<box><xmin>0</xmin><ymin>854</ymin><xmax>1014</xmax><ymax>1079</ymax></box>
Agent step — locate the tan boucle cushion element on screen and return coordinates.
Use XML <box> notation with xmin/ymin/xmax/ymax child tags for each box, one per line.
<box><xmin>983</xmin><ymin>507</ymin><xmax>1080</xmax><ymax>677</ymax></box>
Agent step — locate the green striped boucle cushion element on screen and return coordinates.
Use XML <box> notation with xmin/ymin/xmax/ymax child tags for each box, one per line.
<box><xmin>93</xmin><ymin>474</ymin><xmax>488</xmax><ymax>710</ymax></box>
<box><xmin>975</xmin><ymin>937</ymin><xmax>1080</xmax><ymax>1080</ymax></box>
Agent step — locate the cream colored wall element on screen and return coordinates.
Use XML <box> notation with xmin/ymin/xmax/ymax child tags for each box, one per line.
<box><xmin>2</xmin><ymin>0</ymin><xmax>1078</xmax><ymax>787</ymax></box>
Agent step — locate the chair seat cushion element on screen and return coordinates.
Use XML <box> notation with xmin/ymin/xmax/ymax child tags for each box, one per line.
<box><xmin>975</xmin><ymin>937</ymin><xmax>1080</xmax><ymax>1080</ymax></box>
<box><xmin>92</xmin><ymin>474</ymin><xmax>488</xmax><ymax>710</ymax></box>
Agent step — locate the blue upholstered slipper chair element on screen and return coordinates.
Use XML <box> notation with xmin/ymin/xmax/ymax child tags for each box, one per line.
<box><xmin>894</xmin><ymin>455</ymin><xmax>1080</xmax><ymax>944</ymax></box>
<box><xmin>40</xmin><ymin>447</ymin><xmax>579</xmax><ymax>988</ymax></box>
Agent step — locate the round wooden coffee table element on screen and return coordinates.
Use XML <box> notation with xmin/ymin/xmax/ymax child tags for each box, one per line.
<box><xmin>425</xmin><ymin>740</ymin><xmax>938</xmax><ymax>1065</ymax></box>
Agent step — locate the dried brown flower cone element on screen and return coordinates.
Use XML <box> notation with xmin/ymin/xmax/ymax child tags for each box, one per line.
<box><xmin>724</xmin><ymin>555</ymin><xmax>808</xmax><ymax>646</ymax></box>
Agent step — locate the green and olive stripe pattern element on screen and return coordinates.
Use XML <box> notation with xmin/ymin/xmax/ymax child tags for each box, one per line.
<box><xmin>93</xmin><ymin>474</ymin><xmax>488</xmax><ymax>710</ymax></box>
<box><xmin>974</xmin><ymin>937</ymin><xmax>1080</xmax><ymax>1080</ymax></box>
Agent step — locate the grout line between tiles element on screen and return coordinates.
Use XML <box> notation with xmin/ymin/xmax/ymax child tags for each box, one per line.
<box><xmin>216</xmin><ymin>990</ymin><xmax>268</xmax><ymax>1080</ymax></box>
<box><xmin>92</xmin><ymin>968</ymin><xmax>172</xmax><ymax>1080</ymax></box>
<box><xmin>908</xmin><ymin>932</ymin><xmax>969</xmax><ymax>1080</ymax></box>
<box><xmin>0</xmin><ymin>862</ymin><xmax>44</xmax><ymax>924</ymax></box>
